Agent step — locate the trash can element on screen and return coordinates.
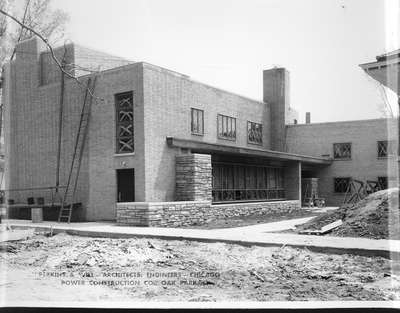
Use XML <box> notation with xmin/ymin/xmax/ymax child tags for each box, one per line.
<box><xmin>31</xmin><ymin>207</ymin><xmax>43</xmax><ymax>223</ymax></box>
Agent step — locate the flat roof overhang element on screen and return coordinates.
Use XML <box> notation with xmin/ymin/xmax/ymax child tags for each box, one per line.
<box><xmin>166</xmin><ymin>137</ymin><xmax>333</xmax><ymax>166</ymax></box>
<box><xmin>359</xmin><ymin>58</ymin><xmax>400</xmax><ymax>94</ymax></box>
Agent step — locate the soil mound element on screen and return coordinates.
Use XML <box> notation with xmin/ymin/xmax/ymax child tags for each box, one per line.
<box><xmin>296</xmin><ymin>188</ymin><xmax>399</xmax><ymax>239</ymax></box>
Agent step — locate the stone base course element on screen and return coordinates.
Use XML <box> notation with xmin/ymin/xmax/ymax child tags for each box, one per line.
<box><xmin>117</xmin><ymin>200</ymin><xmax>300</xmax><ymax>227</ymax></box>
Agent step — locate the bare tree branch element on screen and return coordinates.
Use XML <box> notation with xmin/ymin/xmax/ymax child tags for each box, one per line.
<box><xmin>0</xmin><ymin>7</ymin><xmax>102</xmax><ymax>101</ymax></box>
<box><xmin>10</xmin><ymin>0</ymin><xmax>31</xmax><ymax>61</ymax></box>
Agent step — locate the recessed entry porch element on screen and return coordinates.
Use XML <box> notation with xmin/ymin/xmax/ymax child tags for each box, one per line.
<box><xmin>211</xmin><ymin>155</ymin><xmax>287</xmax><ymax>203</ymax></box>
<box><xmin>167</xmin><ymin>137</ymin><xmax>332</xmax><ymax>204</ymax></box>
<box><xmin>116</xmin><ymin>138</ymin><xmax>332</xmax><ymax>227</ymax></box>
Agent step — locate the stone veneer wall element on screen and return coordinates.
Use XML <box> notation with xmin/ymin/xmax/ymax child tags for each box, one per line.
<box><xmin>116</xmin><ymin>200</ymin><xmax>300</xmax><ymax>227</ymax></box>
<box><xmin>175</xmin><ymin>154</ymin><xmax>212</xmax><ymax>201</ymax></box>
<box><xmin>211</xmin><ymin>200</ymin><xmax>300</xmax><ymax>219</ymax></box>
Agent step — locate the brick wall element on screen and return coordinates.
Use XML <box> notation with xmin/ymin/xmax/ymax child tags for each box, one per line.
<box><xmin>5</xmin><ymin>38</ymin><xmax>284</xmax><ymax>221</ymax></box>
<box><xmin>284</xmin><ymin>161</ymin><xmax>301</xmax><ymax>200</ymax></box>
<box><xmin>40</xmin><ymin>44</ymin><xmax>74</xmax><ymax>85</ymax></box>
<box><xmin>263</xmin><ymin>68</ymin><xmax>290</xmax><ymax>151</ymax></box>
<box><xmin>40</xmin><ymin>43</ymin><xmax>132</xmax><ymax>86</ymax></box>
<box><xmin>142</xmin><ymin>63</ymin><xmax>271</xmax><ymax>202</ymax></box>
<box><xmin>87</xmin><ymin>63</ymin><xmax>145</xmax><ymax>221</ymax></box>
<box><xmin>175</xmin><ymin>154</ymin><xmax>212</xmax><ymax>201</ymax></box>
<box><xmin>116</xmin><ymin>200</ymin><xmax>300</xmax><ymax>227</ymax></box>
<box><xmin>286</xmin><ymin>118</ymin><xmax>398</xmax><ymax>205</ymax></box>
<box><xmin>3</xmin><ymin>38</ymin><xmax>75</xmax><ymax>205</ymax></box>
<box><xmin>73</xmin><ymin>45</ymin><xmax>133</xmax><ymax>76</ymax></box>
<box><xmin>4</xmin><ymin>38</ymin><xmax>145</xmax><ymax>221</ymax></box>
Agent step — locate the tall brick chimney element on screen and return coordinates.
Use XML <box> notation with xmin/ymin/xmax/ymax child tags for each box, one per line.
<box><xmin>306</xmin><ymin>112</ymin><xmax>311</xmax><ymax>124</ymax></box>
<box><xmin>263</xmin><ymin>67</ymin><xmax>290</xmax><ymax>152</ymax></box>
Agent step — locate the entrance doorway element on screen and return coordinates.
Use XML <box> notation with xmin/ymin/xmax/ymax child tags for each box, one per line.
<box><xmin>116</xmin><ymin>169</ymin><xmax>135</xmax><ymax>202</ymax></box>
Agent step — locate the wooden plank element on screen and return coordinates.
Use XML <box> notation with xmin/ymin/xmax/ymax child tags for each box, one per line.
<box><xmin>299</xmin><ymin>220</ymin><xmax>343</xmax><ymax>235</ymax></box>
<box><xmin>320</xmin><ymin>220</ymin><xmax>343</xmax><ymax>233</ymax></box>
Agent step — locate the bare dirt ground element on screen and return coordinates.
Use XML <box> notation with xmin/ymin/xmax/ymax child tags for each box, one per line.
<box><xmin>1</xmin><ymin>232</ymin><xmax>399</xmax><ymax>303</ymax></box>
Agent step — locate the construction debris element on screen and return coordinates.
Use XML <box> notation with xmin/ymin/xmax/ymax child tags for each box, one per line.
<box><xmin>296</xmin><ymin>188</ymin><xmax>399</xmax><ymax>239</ymax></box>
<box><xmin>1</xmin><ymin>233</ymin><xmax>398</xmax><ymax>301</ymax></box>
<box><xmin>0</xmin><ymin>228</ymin><xmax>36</xmax><ymax>253</ymax></box>
<box><xmin>343</xmin><ymin>179</ymin><xmax>385</xmax><ymax>205</ymax></box>
<box><xmin>0</xmin><ymin>228</ymin><xmax>35</xmax><ymax>243</ymax></box>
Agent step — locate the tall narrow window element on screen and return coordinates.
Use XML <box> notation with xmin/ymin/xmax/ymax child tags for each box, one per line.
<box><xmin>115</xmin><ymin>91</ymin><xmax>134</xmax><ymax>153</ymax></box>
<box><xmin>247</xmin><ymin>121</ymin><xmax>263</xmax><ymax>145</ymax></box>
<box><xmin>333</xmin><ymin>143</ymin><xmax>351</xmax><ymax>159</ymax></box>
<box><xmin>377</xmin><ymin>141</ymin><xmax>389</xmax><ymax>158</ymax></box>
<box><xmin>191</xmin><ymin>108</ymin><xmax>204</xmax><ymax>135</ymax></box>
<box><xmin>217</xmin><ymin>114</ymin><xmax>236</xmax><ymax>140</ymax></box>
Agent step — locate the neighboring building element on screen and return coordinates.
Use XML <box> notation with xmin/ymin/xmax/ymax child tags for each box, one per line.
<box><xmin>1</xmin><ymin>37</ymin><xmax>396</xmax><ymax>225</ymax></box>
<box><xmin>286</xmin><ymin>118</ymin><xmax>397</xmax><ymax>205</ymax></box>
<box><xmin>359</xmin><ymin>49</ymin><xmax>400</xmax><ymax>95</ymax></box>
<box><xmin>359</xmin><ymin>49</ymin><xmax>400</xmax><ymax>184</ymax></box>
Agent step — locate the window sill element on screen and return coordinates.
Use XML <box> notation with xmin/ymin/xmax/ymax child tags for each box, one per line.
<box><xmin>114</xmin><ymin>153</ymin><xmax>135</xmax><ymax>157</ymax></box>
<box><xmin>378</xmin><ymin>155</ymin><xmax>396</xmax><ymax>159</ymax></box>
<box><xmin>191</xmin><ymin>132</ymin><xmax>204</xmax><ymax>137</ymax></box>
<box><xmin>333</xmin><ymin>158</ymin><xmax>352</xmax><ymax>161</ymax></box>
<box><xmin>217</xmin><ymin>136</ymin><xmax>236</xmax><ymax>142</ymax></box>
<box><xmin>247</xmin><ymin>141</ymin><xmax>263</xmax><ymax>146</ymax></box>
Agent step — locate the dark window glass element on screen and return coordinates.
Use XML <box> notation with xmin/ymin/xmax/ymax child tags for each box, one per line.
<box><xmin>333</xmin><ymin>143</ymin><xmax>351</xmax><ymax>159</ymax></box>
<box><xmin>115</xmin><ymin>91</ymin><xmax>134</xmax><ymax>153</ymax></box>
<box><xmin>378</xmin><ymin>141</ymin><xmax>388</xmax><ymax>158</ymax></box>
<box><xmin>334</xmin><ymin>177</ymin><xmax>350</xmax><ymax>193</ymax></box>
<box><xmin>211</xmin><ymin>163</ymin><xmax>285</xmax><ymax>203</ymax></box>
<box><xmin>191</xmin><ymin>108</ymin><xmax>204</xmax><ymax>135</ymax></box>
<box><xmin>247</xmin><ymin>121</ymin><xmax>263</xmax><ymax>145</ymax></box>
<box><xmin>378</xmin><ymin>176</ymin><xmax>388</xmax><ymax>189</ymax></box>
<box><xmin>217</xmin><ymin>114</ymin><xmax>236</xmax><ymax>140</ymax></box>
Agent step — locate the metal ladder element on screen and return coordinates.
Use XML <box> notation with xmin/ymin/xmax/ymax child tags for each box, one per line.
<box><xmin>58</xmin><ymin>76</ymin><xmax>97</xmax><ymax>223</ymax></box>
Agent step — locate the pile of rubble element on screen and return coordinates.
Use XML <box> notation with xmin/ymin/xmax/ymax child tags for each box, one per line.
<box><xmin>297</xmin><ymin>188</ymin><xmax>399</xmax><ymax>239</ymax></box>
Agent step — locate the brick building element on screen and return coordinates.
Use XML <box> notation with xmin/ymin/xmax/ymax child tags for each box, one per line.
<box><xmin>1</xmin><ymin>37</ymin><xmax>398</xmax><ymax>226</ymax></box>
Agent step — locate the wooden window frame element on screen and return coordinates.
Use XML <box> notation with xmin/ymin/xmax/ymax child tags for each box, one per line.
<box><xmin>247</xmin><ymin>121</ymin><xmax>263</xmax><ymax>145</ymax></box>
<box><xmin>191</xmin><ymin>108</ymin><xmax>204</xmax><ymax>136</ymax></box>
<box><xmin>217</xmin><ymin>114</ymin><xmax>236</xmax><ymax>141</ymax></box>
<box><xmin>115</xmin><ymin>91</ymin><xmax>134</xmax><ymax>154</ymax></box>
<box><xmin>333</xmin><ymin>143</ymin><xmax>352</xmax><ymax>160</ymax></box>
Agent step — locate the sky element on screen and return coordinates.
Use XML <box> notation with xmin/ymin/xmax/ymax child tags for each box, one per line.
<box><xmin>52</xmin><ymin>0</ymin><xmax>399</xmax><ymax>123</ymax></box>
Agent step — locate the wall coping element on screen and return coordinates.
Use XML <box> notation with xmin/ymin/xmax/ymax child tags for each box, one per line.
<box><xmin>117</xmin><ymin>200</ymin><xmax>299</xmax><ymax>207</ymax></box>
<box><xmin>211</xmin><ymin>200</ymin><xmax>299</xmax><ymax>208</ymax></box>
<box><xmin>117</xmin><ymin>201</ymin><xmax>212</xmax><ymax>206</ymax></box>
